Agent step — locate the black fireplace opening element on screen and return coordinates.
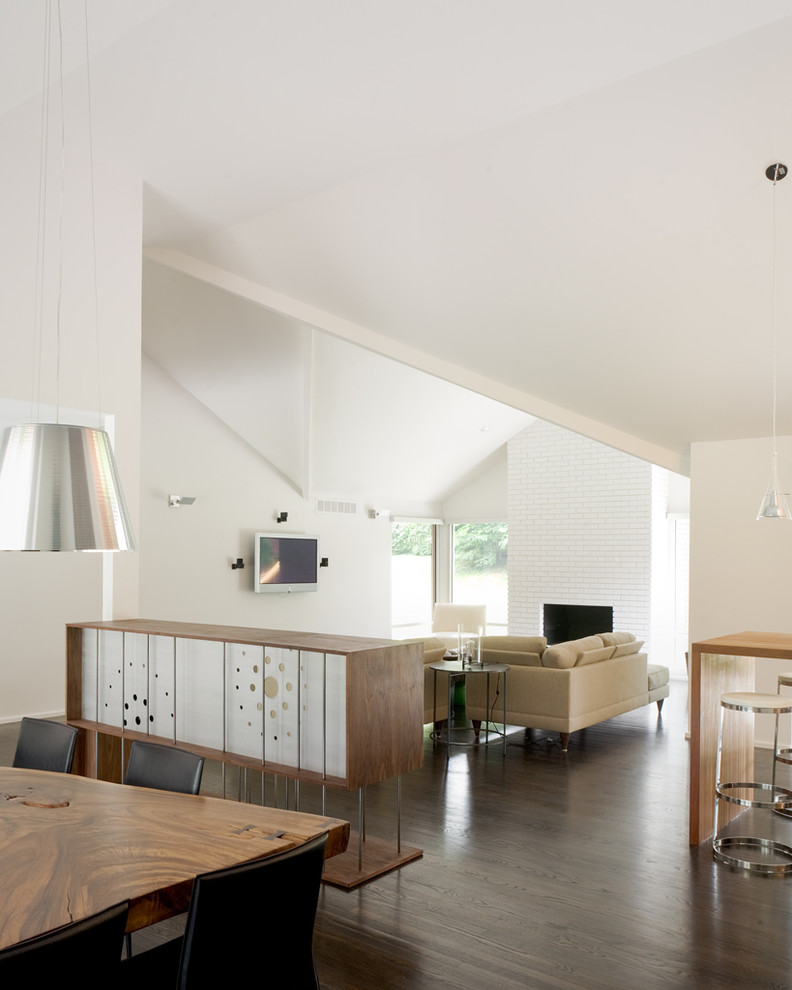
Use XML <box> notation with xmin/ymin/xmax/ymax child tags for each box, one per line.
<box><xmin>543</xmin><ymin>604</ymin><xmax>613</xmax><ymax>645</ymax></box>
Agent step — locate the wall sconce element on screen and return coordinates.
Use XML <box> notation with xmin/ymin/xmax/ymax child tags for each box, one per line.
<box><xmin>168</xmin><ymin>495</ymin><xmax>196</xmax><ymax>508</ymax></box>
<box><xmin>276</xmin><ymin>511</ymin><xmax>288</xmax><ymax>523</ymax></box>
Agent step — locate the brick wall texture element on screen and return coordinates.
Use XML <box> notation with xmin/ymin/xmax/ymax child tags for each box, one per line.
<box><xmin>507</xmin><ymin>420</ymin><xmax>652</xmax><ymax>643</ymax></box>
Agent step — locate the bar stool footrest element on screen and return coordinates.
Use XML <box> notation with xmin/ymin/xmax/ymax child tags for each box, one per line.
<box><xmin>776</xmin><ymin>747</ymin><xmax>792</xmax><ymax>767</ymax></box>
<box><xmin>713</xmin><ymin>836</ymin><xmax>792</xmax><ymax>875</ymax></box>
<box><xmin>715</xmin><ymin>781</ymin><xmax>792</xmax><ymax>809</ymax></box>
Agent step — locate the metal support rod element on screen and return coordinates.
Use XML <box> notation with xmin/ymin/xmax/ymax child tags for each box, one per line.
<box><xmin>503</xmin><ymin>669</ymin><xmax>508</xmax><ymax>757</ymax></box>
<box><xmin>171</xmin><ymin>638</ymin><xmax>177</xmax><ymax>744</ymax></box>
<box><xmin>358</xmin><ymin>787</ymin><xmax>364</xmax><ymax>871</ymax></box>
<box><xmin>713</xmin><ymin>704</ymin><xmax>725</xmax><ymax>840</ymax></box>
<box><xmin>397</xmin><ymin>774</ymin><xmax>402</xmax><ymax>854</ymax></box>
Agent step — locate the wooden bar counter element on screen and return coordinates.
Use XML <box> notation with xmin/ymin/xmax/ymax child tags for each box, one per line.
<box><xmin>689</xmin><ymin>631</ymin><xmax>792</xmax><ymax>844</ymax></box>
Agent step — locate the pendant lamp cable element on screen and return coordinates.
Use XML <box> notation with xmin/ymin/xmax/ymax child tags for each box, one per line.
<box><xmin>32</xmin><ymin>1</ymin><xmax>53</xmax><ymax>424</ymax></box>
<box><xmin>771</xmin><ymin>167</ymin><xmax>779</xmax><ymax>465</ymax></box>
<box><xmin>82</xmin><ymin>0</ymin><xmax>103</xmax><ymax>425</ymax></box>
<box><xmin>54</xmin><ymin>0</ymin><xmax>64</xmax><ymax>425</ymax></box>
<box><xmin>757</xmin><ymin>162</ymin><xmax>790</xmax><ymax>520</ymax></box>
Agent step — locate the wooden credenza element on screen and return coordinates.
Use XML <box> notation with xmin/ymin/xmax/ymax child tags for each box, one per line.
<box><xmin>66</xmin><ymin>618</ymin><xmax>424</xmax><ymax>791</ymax></box>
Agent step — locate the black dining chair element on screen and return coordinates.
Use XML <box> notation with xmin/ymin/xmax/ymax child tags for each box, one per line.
<box><xmin>121</xmin><ymin>832</ymin><xmax>328</xmax><ymax>989</ymax></box>
<box><xmin>124</xmin><ymin>740</ymin><xmax>205</xmax><ymax>795</ymax></box>
<box><xmin>0</xmin><ymin>900</ymin><xmax>128</xmax><ymax>986</ymax></box>
<box><xmin>123</xmin><ymin>740</ymin><xmax>205</xmax><ymax>959</ymax></box>
<box><xmin>12</xmin><ymin>717</ymin><xmax>79</xmax><ymax>773</ymax></box>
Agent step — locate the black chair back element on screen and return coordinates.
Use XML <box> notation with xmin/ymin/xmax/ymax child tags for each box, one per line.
<box><xmin>12</xmin><ymin>717</ymin><xmax>79</xmax><ymax>773</ymax></box>
<box><xmin>179</xmin><ymin>833</ymin><xmax>328</xmax><ymax>989</ymax></box>
<box><xmin>125</xmin><ymin>740</ymin><xmax>204</xmax><ymax>795</ymax></box>
<box><xmin>0</xmin><ymin>900</ymin><xmax>128</xmax><ymax>986</ymax></box>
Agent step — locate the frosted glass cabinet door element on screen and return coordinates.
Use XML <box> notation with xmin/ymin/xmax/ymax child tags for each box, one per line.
<box><xmin>81</xmin><ymin>628</ymin><xmax>98</xmax><ymax>722</ymax></box>
<box><xmin>299</xmin><ymin>652</ymin><xmax>347</xmax><ymax>779</ymax></box>
<box><xmin>175</xmin><ymin>638</ymin><xmax>225</xmax><ymax>750</ymax></box>
<box><xmin>122</xmin><ymin>633</ymin><xmax>149</xmax><ymax>733</ymax></box>
<box><xmin>263</xmin><ymin>647</ymin><xmax>299</xmax><ymax>768</ymax></box>
<box><xmin>323</xmin><ymin>654</ymin><xmax>347</xmax><ymax>779</ymax></box>
<box><xmin>97</xmin><ymin>630</ymin><xmax>124</xmax><ymax>728</ymax></box>
<box><xmin>148</xmin><ymin>635</ymin><xmax>176</xmax><ymax>739</ymax></box>
<box><xmin>226</xmin><ymin>643</ymin><xmax>264</xmax><ymax>759</ymax></box>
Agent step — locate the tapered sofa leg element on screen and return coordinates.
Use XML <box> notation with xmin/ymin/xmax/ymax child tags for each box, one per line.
<box><xmin>559</xmin><ymin>732</ymin><xmax>570</xmax><ymax>751</ymax></box>
<box><xmin>656</xmin><ymin>699</ymin><xmax>664</xmax><ymax>714</ymax></box>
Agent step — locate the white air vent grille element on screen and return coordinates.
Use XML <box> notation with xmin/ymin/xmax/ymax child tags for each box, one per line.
<box><xmin>316</xmin><ymin>499</ymin><xmax>358</xmax><ymax>515</ymax></box>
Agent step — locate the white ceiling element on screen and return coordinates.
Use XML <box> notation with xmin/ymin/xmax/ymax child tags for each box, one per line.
<box><xmin>143</xmin><ymin>259</ymin><xmax>534</xmax><ymax>505</ymax></box>
<box><xmin>7</xmin><ymin>0</ymin><xmax>792</xmax><ymax>484</ymax></box>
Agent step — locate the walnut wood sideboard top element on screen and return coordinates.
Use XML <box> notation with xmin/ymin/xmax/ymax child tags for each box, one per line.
<box><xmin>66</xmin><ymin>618</ymin><xmax>400</xmax><ymax>656</ymax></box>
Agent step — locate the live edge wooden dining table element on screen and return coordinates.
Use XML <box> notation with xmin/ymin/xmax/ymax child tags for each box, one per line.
<box><xmin>0</xmin><ymin>766</ymin><xmax>349</xmax><ymax>950</ymax></box>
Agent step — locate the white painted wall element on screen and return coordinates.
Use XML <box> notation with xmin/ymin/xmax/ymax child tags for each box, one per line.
<box><xmin>442</xmin><ymin>448</ymin><xmax>507</xmax><ymax>522</ymax></box>
<box><xmin>0</xmin><ymin>101</ymin><xmax>141</xmax><ymax>721</ymax></box>
<box><xmin>689</xmin><ymin>435</ymin><xmax>792</xmax><ymax>643</ymax></box>
<box><xmin>690</xmin><ymin>435</ymin><xmax>792</xmax><ymax>744</ymax></box>
<box><xmin>139</xmin><ymin>357</ymin><xmax>392</xmax><ymax>637</ymax></box>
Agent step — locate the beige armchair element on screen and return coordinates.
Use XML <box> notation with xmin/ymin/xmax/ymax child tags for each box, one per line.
<box><xmin>431</xmin><ymin>603</ymin><xmax>487</xmax><ymax>652</ymax></box>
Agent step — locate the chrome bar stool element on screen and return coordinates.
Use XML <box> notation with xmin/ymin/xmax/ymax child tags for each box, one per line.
<box><xmin>713</xmin><ymin>691</ymin><xmax>792</xmax><ymax>874</ymax></box>
<box><xmin>772</xmin><ymin>673</ymin><xmax>792</xmax><ymax>817</ymax></box>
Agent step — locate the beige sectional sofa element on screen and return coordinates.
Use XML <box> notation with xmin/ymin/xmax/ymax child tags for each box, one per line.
<box><xmin>418</xmin><ymin>637</ymin><xmax>451</xmax><ymax>724</ymax></box>
<box><xmin>417</xmin><ymin>632</ymin><xmax>669</xmax><ymax>752</ymax></box>
<box><xmin>467</xmin><ymin>632</ymin><xmax>669</xmax><ymax>750</ymax></box>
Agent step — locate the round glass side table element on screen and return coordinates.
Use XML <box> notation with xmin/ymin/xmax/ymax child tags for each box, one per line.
<box><xmin>430</xmin><ymin>658</ymin><xmax>508</xmax><ymax>762</ymax></box>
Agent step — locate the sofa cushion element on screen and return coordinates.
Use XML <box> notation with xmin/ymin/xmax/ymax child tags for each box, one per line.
<box><xmin>647</xmin><ymin>663</ymin><xmax>669</xmax><ymax>691</ymax></box>
<box><xmin>406</xmin><ymin>637</ymin><xmax>448</xmax><ymax>665</ymax></box>
<box><xmin>598</xmin><ymin>632</ymin><xmax>635</xmax><ymax>648</ymax></box>
<box><xmin>480</xmin><ymin>636</ymin><xmax>546</xmax><ymax>667</ymax></box>
<box><xmin>542</xmin><ymin>635</ymin><xmax>606</xmax><ymax>669</ymax></box>
<box><xmin>575</xmin><ymin>645</ymin><xmax>617</xmax><ymax>666</ymax></box>
<box><xmin>612</xmin><ymin>639</ymin><xmax>644</xmax><ymax>658</ymax></box>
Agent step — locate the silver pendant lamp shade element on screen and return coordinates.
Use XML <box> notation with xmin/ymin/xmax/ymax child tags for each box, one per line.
<box><xmin>0</xmin><ymin>423</ymin><xmax>136</xmax><ymax>551</ymax></box>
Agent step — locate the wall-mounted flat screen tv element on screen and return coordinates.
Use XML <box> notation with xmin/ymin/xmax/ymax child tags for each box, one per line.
<box><xmin>254</xmin><ymin>533</ymin><xmax>319</xmax><ymax>593</ymax></box>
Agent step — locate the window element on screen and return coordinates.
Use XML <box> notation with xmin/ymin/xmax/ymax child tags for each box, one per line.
<box><xmin>452</xmin><ymin>523</ymin><xmax>507</xmax><ymax>632</ymax></box>
<box><xmin>391</xmin><ymin>522</ymin><xmax>434</xmax><ymax>638</ymax></box>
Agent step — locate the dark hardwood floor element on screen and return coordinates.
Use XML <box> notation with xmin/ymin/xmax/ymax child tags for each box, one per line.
<box><xmin>4</xmin><ymin>688</ymin><xmax>792</xmax><ymax>989</ymax></box>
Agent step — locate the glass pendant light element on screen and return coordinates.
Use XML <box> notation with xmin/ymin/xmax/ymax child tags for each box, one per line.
<box><xmin>757</xmin><ymin>163</ymin><xmax>791</xmax><ymax>521</ymax></box>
